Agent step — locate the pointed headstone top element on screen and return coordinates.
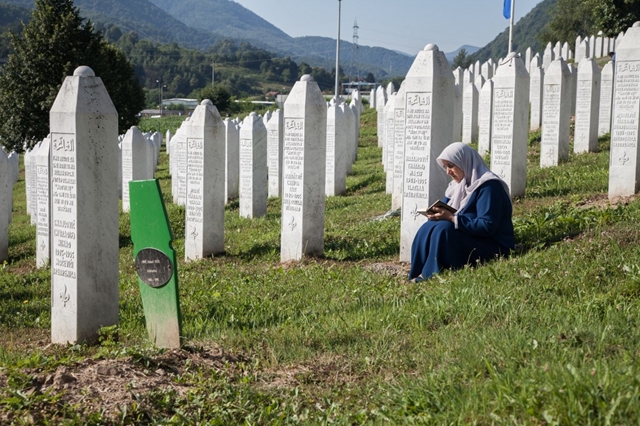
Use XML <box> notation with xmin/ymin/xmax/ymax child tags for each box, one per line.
<box><xmin>249</xmin><ymin>111</ymin><xmax>258</xmax><ymax>117</ymax></box>
<box><xmin>301</xmin><ymin>74</ymin><xmax>314</xmax><ymax>82</ymax></box>
<box><xmin>424</xmin><ymin>43</ymin><xmax>438</xmax><ymax>51</ymax></box>
<box><xmin>201</xmin><ymin>99</ymin><xmax>213</xmax><ymax>106</ymax></box>
<box><xmin>634</xmin><ymin>21</ymin><xmax>640</xmax><ymax>28</ymax></box>
<box><xmin>74</xmin><ymin>66</ymin><xmax>95</xmax><ymax>77</ymax></box>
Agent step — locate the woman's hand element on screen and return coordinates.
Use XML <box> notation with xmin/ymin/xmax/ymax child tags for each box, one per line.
<box><xmin>426</xmin><ymin>207</ymin><xmax>455</xmax><ymax>223</ymax></box>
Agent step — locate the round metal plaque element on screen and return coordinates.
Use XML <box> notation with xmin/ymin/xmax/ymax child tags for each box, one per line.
<box><xmin>135</xmin><ymin>248</ymin><xmax>173</xmax><ymax>288</ymax></box>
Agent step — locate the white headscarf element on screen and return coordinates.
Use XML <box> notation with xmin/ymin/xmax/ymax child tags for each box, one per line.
<box><xmin>436</xmin><ymin>142</ymin><xmax>511</xmax><ymax>211</ymax></box>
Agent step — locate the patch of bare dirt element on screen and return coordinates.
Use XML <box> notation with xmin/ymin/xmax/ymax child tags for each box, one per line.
<box><xmin>577</xmin><ymin>193</ymin><xmax>638</xmax><ymax>209</ymax></box>
<box><xmin>258</xmin><ymin>354</ymin><xmax>360</xmax><ymax>390</ymax></box>
<box><xmin>0</xmin><ymin>345</ymin><xmax>247</xmax><ymax>422</ymax></box>
<box><xmin>362</xmin><ymin>261</ymin><xmax>410</xmax><ymax>278</ymax></box>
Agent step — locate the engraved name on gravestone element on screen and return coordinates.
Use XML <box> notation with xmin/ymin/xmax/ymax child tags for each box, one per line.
<box><xmin>609</xmin><ymin>22</ymin><xmax>640</xmax><ymax>197</ymax></box>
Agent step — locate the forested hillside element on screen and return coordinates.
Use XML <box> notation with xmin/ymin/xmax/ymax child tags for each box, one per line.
<box><xmin>471</xmin><ymin>0</ymin><xmax>557</xmax><ymax>63</ymax></box>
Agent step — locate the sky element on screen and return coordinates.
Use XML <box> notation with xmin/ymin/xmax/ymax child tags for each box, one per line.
<box><xmin>232</xmin><ymin>0</ymin><xmax>545</xmax><ymax>55</ymax></box>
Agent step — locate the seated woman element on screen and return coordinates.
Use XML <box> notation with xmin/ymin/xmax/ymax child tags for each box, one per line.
<box><xmin>408</xmin><ymin>142</ymin><xmax>515</xmax><ymax>282</ymax></box>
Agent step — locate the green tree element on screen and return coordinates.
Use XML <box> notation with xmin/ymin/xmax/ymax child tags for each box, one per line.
<box><xmin>539</xmin><ymin>0</ymin><xmax>593</xmax><ymax>45</ymax></box>
<box><xmin>196</xmin><ymin>85</ymin><xmax>231</xmax><ymax>113</ymax></box>
<box><xmin>0</xmin><ymin>0</ymin><xmax>144</xmax><ymax>152</ymax></box>
<box><xmin>591</xmin><ymin>0</ymin><xmax>640</xmax><ymax>36</ymax></box>
<box><xmin>452</xmin><ymin>48</ymin><xmax>473</xmax><ymax>70</ymax></box>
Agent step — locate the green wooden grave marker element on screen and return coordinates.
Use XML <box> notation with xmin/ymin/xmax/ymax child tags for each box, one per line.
<box><xmin>129</xmin><ymin>179</ymin><xmax>182</xmax><ymax>348</ymax></box>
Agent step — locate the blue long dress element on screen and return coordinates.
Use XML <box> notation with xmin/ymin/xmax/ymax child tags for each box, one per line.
<box><xmin>409</xmin><ymin>179</ymin><xmax>515</xmax><ymax>281</ymax></box>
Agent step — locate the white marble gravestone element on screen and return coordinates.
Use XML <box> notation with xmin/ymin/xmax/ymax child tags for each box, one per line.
<box><xmin>185</xmin><ymin>100</ymin><xmax>226</xmax><ymax>261</ymax></box>
<box><xmin>383</xmin><ymin>94</ymin><xmax>396</xmax><ymax>193</ymax></box>
<box><xmin>525</xmin><ymin>48</ymin><xmax>532</xmax><ymax>73</ymax></box>
<box><xmin>543</xmin><ymin>42</ymin><xmax>555</xmax><ymax>70</ymax></box>
<box><xmin>554</xmin><ymin>41</ymin><xmax>562</xmax><ymax>58</ymax></box>
<box><xmin>462</xmin><ymin>68</ymin><xmax>474</xmax><ymax>95</ymax></box>
<box><xmin>490</xmin><ymin>53</ymin><xmax>530</xmax><ymax>198</ymax></box>
<box><xmin>598</xmin><ymin>61</ymin><xmax>615</xmax><ymax>136</ymax></box>
<box><xmin>589</xmin><ymin>35</ymin><xmax>596</xmax><ymax>58</ymax></box>
<box><xmin>224</xmin><ymin>118</ymin><xmax>240</xmax><ymax>202</ymax></box>
<box><xmin>529</xmin><ymin>65</ymin><xmax>544</xmax><ymax>131</ymax></box>
<box><xmin>481</xmin><ymin>60</ymin><xmax>494</xmax><ymax>80</ymax></box>
<box><xmin>0</xmin><ymin>149</ymin><xmax>12</xmax><ymax>262</ymax></box>
<box><xmin>478</xmin><ymin>79</ymin><xmax>494</xmax><ymax>156</ymax></box>
<box><xmin>462</xmin><ymin>82</ymin><xmax>479</xmax><ymax>144</ymax></box>
<box><xmin>574</xmin><ymin>58</ymin><xmax>601</xmax><ymax>153</ymax></box>
<box><xmin>267</xmin><ymin>109</ymin><xmax>284</xmax><ymax>198</ymax></box>
<box><xmin>399</xmin><ymin>43</ymin><xmax>453</xmax><ymax>262</ymax></box>
<box><xmin>609</xmin><ymin>22</ymin><xmax>640</xmax><ymax>197</ymax></box>
<box><xmin>569</xmin><ymin>63</ymin><xmax>578</xmax><ymax>116</ymax></box>
<box><xmin>171</xmin><ymin>129</ymin><xmax>188</xmax><ymax>206</ymax></box>
<box><xmin>595</xmin><ymin>32</ymin><xmax>604</xmax><ymax>58</ymax></box>
<box><xmin>239</xmin><ymin>112</ymin><xmax>268</xmax><ymax>218</ymax></box>
<box><xmin>382</xmin><ymin>92</ymin><xmax>393</xmax><ymax>172</ymax></box>
<box><xmin>121</xmin><ymin>126</ymin><xmax>152</xmax><ymax>212</ymax></box>
<box><xmin>7</xmin><ymin>151</ymin><xmax>19</xmax><ymax>186</ymax></box>
<box><xmin>376</xmin><ymin>86</ymin><xmax>387</xmax><ymax>148</ymax></box>
<box><xmin>540</xmin><ymin>58</ymin><xmax>571</xmax><ymax>167</ymax></box>
<box><xmin>326</xmin><ymin>99</ymin><xmax>347</xmax><ymax>196</ymax></box>
<box><xmin>562</xmin><ymin>42</ymin><xmax>571</xmax><ymax>60</ymax></box>
<box><xmin>452</xmin><ymin>83</ymin><xmax>462</xmax><ymax>141</ymax></box>
<box><xmin>577</xmin><ymin>38</ymin><xmax>590</xmax><ymax>64</ymax></box>
<box><xmin>348</xmin><ymin>98</ymin><xmax>360</xmax><ymax>164</ymax></box>
<box><xmin>281</xmin><ymin>75</ymin><xmax>327</xmax><ymax>262</ymax></box>
<box><xmin>575</xmin><ymin>36</ymin><xmax>583</xmax><ymax>61</ymax></box>
<box><xmin>340</xmin><ymin>101</ymin><xmax>357</xmax><ymax>174</ymax></box>
<box><xmin>165</xmin><ymin>129</ymin><xmax>172</xmax><ymax>155</ymax></box>
<box><xmin>26</xmin><ymin>146</ymin><xmax>38</xmax><ymax>224</ymax></box>
<box><xmin>35</xmin><ymin>137</ymin><xmax>51</xmax><ymax>268</ymax></box>
<box><xmin>453</xmin><ymin>67</ymin><xmax>463</xmax><ymax>86</ymax></box>
<box><xmin>391</xmin><ymin>83</ymin><xmax>406</xmax><ymax>210</ymax></box>
<box><xmin>50</xmin><ymin>66</ymin><xmax>118</xmax><ymax>344</ymax></box>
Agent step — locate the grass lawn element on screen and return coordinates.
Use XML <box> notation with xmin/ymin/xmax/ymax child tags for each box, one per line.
<box><xmin>1</xmin><ymin>107</ymin><xmax>640</xmax><ymax>424</ymax></box>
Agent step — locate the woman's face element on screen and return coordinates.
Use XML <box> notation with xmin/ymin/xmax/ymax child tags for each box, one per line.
<box><xmin>443</xmin><ymin>161</ymin><xmax>464</xmax><ymax>183</ymax></box>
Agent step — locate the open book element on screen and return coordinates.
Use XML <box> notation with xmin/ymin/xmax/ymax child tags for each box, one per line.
<box><xmin>417</xmin><ymin>200</ymin><xmax>457</xmax><ymax>217</ymax></box>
